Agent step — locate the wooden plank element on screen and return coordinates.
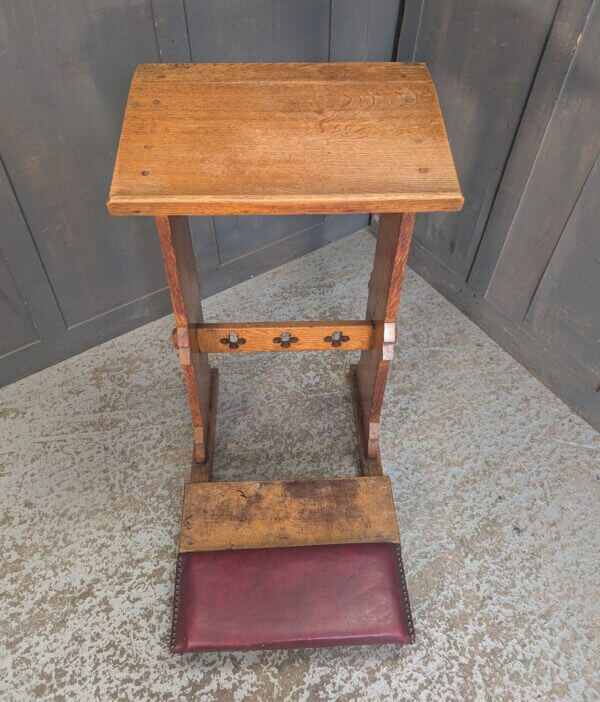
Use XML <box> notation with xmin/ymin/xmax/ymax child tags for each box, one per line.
<box><xmin>398</xmin><ymin>1</ymin><xmax>560</xmax><ymax>280</ymax></box>
<box><xmin>203</xmin><ymin>214</ymin><xmax>368</xmax><ymax>293</ymax></box>
<box><xmin>0</xmin><ymin>156</ymin><xmax>64</xmax><ymax>343</ymax></box>
<box><xmin>150</xmin><ymin>0</ymin><xmax>191</xmax><ymax>62</ymax></box>
<box><xmin>107</xmin><ymin>62</ymin><xmax>463</xmax><ymax>216</ymax></box>
<box><xmin>0</xmin><ymin>253</ymin><xmax>38</xmax><ymax>357</ymax></box>
<box><xmin>189</xmin><ymin>368</ymin><xmax>219</xmax><ymax>482</ymax></box>
<box><xmin>0</xmin><ymin>1</ymin><xmax>163</xmax><ymax>329</ymax></box>
<box><xmin>524</xmin><ymin>154</ymin><xmax>600</xmax><ymax>387</ymax></box>
<box><xmin>184</xmin><ymin>0</ymin><xmax>330</xmax><ymax>63</ymax></box>
<box><xmin>349</xmin><ymin>364</ymin><xmax>383</xmax><ymax>476</ymax></box>
<box><xmin>213</xmin><ymin>215</ymin><xmax>323</xmax><ymax>265</ymax></box>
<box><xmin>330</xmin><ymin>0</ymin><xmax>402</xmax><ymax>61</ymax></box>
<box><xmin>355</xmin><ymin>212</ymin><xmax>415</xmax><ymax>458</ymax></box>
<box><xmin>178</xmin><ymin>477</ymin><xmax>400</xmax><ymax>553</ymax></box>
<box><xmin>156</xmin><ymin>216</ymin><xmax>213</xmax><ymax>462</ymax></box>
<box><xmin>468</xmin><ymin>0</ymin><xmax>595</xmax><ymax>295</ymax></box>
<box><xmin>396</xmin><ymin>0</ymin><xmax>425</xmax><ymax>61</ymax></box>
<box><xmin>485</xmin><ymin>0</ymin><xmax>600</xmax><ymax>325</ymax></box>
<box><xmin>172</xmin><ymin>321</ymin><xmax>375</xmax><ymax>353</ymax></box>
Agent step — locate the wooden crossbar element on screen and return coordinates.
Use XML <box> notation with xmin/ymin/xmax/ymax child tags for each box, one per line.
<box><xmin>171</xmin><ymin>321</ymin><xmax>379</xmax><ymax>353</ymax></box>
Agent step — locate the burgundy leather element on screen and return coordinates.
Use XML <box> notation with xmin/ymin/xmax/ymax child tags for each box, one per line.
<box><xmin>171</xmin><ymin>542</ymin><xmax>414</xmax><ymax>652</ymax></box>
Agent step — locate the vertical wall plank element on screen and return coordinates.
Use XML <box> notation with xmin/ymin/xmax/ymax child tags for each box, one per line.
<box><xmin>0</xmin><ymin>158</ymin><xmax>64</xmax><ymax>344</ymax></box>
<box><xmin>469</xmin><ymin>0</ymin><xmax>594</xmax><ymax>294</ymax></box>
<box><xmin>330</xmin><ymin>0</ymin><xmax>401</xmax><ymax>61</ymax></box>
<box><xmin>524</xmin><ymin>155</ymin><xmax>600</xmax><ymax>388</ymax></box>
<box><xmin>151</xmin><ymin>0</ymin><xmax>192</xmax><ymax>62</ymax></box>
<box><xmin>0</xmin><ymin>254</ymin><xmax>38</xmax><ymax>359</ymax></box>
<box><xmin>0</xmin><ymin>1</ymin><xmax>164</xmax><ymax>328</ymax></box>
<box><xmin>401</xmin><ymin>0</ymin><xmax>600</xmax><ymax>429</ymax></box>
<box><xmin>401</xmin><ymin>0</ymin><xmax>560</xmax><ymax>280</ymax></box>
<box><xmin>396</xmin><ymin>0</ymin><xmax>423</xmax><ymax>61</ymax></box>
<box><xmin>184</xmin><ymin>0</ymin><xmax>330</xmax><ymax>62</ymax></box>
<box><xmin>486</xmin><ymin>0</ymin><xmax>600</xmax><ymax>324</ymax></box>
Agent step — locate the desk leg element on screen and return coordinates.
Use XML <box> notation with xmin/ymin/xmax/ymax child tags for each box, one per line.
<box><xmin>156</xmin><ymin>216</ymin><xmax>217</xmax><ymax>481</ymax></box>
<box><xmin>352</xmin><ymin>212</ymin><xmax>415</xmax><ymax>476</ymax></box>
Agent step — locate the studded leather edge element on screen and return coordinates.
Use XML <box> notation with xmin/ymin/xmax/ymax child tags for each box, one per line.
<box><xmin>170</xmin><ymin>554</ymin><xmax>183</xmax><ymax>654</ymax></box>
<box><xmin>395</xmin><ymin>544</ymin><xmax>415</xmax><ymax>643</ymax></box>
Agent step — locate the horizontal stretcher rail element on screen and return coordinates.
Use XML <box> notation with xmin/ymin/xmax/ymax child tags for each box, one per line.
<box><xmin>171</xmin><ymin>320</ymin><xmax>393</xmax><ymax>353</ymax></box>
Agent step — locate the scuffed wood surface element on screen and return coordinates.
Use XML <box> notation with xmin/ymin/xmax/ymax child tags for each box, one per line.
<box><xmin>156</xmin><ymin>216</ymin><xmax>212</xmax><ymax>461</ymax></box>
<box><xmin>355</xmin><ymin>212</ymin><xmax>415</xmax><ymax>457</ymax></box>
<box><xmin>178</xmin><ymin>476</ymin><xmax>400</xmax><ymax>553</ymax></box>
<box><xmin>108</xmin><ymin>62</ymin><xmax>463</xmax><ymax>216</ymax></box>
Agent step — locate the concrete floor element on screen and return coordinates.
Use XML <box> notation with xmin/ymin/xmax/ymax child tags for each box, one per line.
<box><xmin>1</xmin><ymin>229</ymin><xmax>599</xmax><ymax>701</ymax></box>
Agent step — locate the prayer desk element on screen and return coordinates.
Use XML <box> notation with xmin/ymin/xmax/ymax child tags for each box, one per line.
<box><xmin>108</xmin><ymin>62</ymin><xmax>462</xmax><ymax>652</ymax></box>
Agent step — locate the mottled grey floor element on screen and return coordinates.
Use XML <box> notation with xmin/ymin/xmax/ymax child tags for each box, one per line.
<box><xmin>1</xmin><ymin>230</ymin><xmax>599</xmax><ymax>701</ymax></box>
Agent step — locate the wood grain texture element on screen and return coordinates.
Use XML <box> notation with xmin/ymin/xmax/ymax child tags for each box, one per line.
<box><xmin>178</xmin><ymin>477</ymin><xmax>400</xmax><ymax>553</ymax></box>
<box><xmin>107</xmin><ymin>62</ymin><xmax>463</xmax><ymax>216</ymax></box>
<box><xmin>172</xmin><ymin>321</ymin><xmax>375</xmax><ymax>353</ymax></box>
<box><xmin>349</xmin><ymin>364</ymin><xmax>383</xmax><ymax>476</ymax></box>
<box><xmin>355</xmin><ymin>213</ymin><xmax>415</xmax><ymax>457</ymax></box>
<box><xmin>156</xmin><ymin>216</ymin><xmax>213</xmax><ymax>462</ymax></box>
<box><xmin>189</xmin><ymin>368</ymin><xmax>219</xmax><ymax>482</ymax></box>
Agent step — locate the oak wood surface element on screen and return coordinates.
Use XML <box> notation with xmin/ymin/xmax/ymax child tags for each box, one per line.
<box><xmin>189</xmin><ymin>367</ymin><xmax>219</xmax><ymax>482</ymax></box>
<box><xmin>108</xmin><ymin>62</ymin><xmax>462</xmax><ymax>216</ymax></box>
<box><xmin>355</xmin><ymin>212</ymin><xmax>415</xmax><ymax>457</ymax></box>
<box><xmin>349</xmin><ymin>364</ymin><xmax>383</xmax><ymax>476</ymax></box>
<box><xmin>172</xmin><ymin>320</ymin><xmax>375</xmax><ymax>353</ymax></box>
<box><xmin>156</xmin><ymin>216</ymin><xmax>213</xmax><ymax>461</ymax></box>
<box><xmin>178</xmin><ymin>476</ymin><xmax>400</xmax><ymax>553</ymax></box>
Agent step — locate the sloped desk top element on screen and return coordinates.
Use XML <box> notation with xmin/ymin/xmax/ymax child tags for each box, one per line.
<box><xmin>107</xmin><ymin>62</ymin><xmax>463</xmax><ymax>216</ymax></box>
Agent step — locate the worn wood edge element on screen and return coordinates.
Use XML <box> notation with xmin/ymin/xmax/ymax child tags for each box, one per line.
<box><xmin>350</xmin><ymin>364</ymin><xmax>383</xmax><ymax>476</ymax></box>
<box><xmin>178</xmin><ymin>476</ymin><xmax>400</xmax><ymax>553</ymax></box>
<box><xmin>189</xmin><ymin>367</ymin><xmax>218</xmax><ymax>483</ymax></box>
<box><xmin>131</xmin><ymin>61</ymin><xmax>434</xmax><ymax>81</ymax></box>
<box><xmin>106</xmin><ymin>193</ymin><xmax>464</xmax><ymax>217</ymax></box>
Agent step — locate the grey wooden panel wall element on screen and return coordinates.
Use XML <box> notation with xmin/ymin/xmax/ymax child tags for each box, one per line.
<box><xmin>399</xmin><ymin>0</ymin><xmax>600</xmax><ymax>430</ymax></box>
<box><xmin>0</xmin><ymin>0</ymin><xmax>401</xmax><ymax>386</ymax></box>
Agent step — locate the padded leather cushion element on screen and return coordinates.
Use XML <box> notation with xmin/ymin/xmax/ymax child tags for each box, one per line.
<box><xmin>171</xmin><ymin>542</ymin><xmax>414</xmax><ymax>652</ymax></box>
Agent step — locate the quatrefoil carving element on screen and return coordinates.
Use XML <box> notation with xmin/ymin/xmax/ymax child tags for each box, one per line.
<box><xmin>324</xmin><ymin>330</ymin><xmax>349</xmax><ymax>347</ymax></box>
<box><xmin>273</xmin><ymin>331</ymin><xmax>299</xmax><ymax>348</ymax></box>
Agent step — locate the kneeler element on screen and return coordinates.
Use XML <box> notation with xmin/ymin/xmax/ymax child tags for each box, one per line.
<box><xmin>107</xmin><ymin>62</ymin><xmax>462</xmax><ymax>652</ymax></box>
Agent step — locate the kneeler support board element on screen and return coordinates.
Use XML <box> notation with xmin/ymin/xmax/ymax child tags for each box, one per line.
<box><xmin>107</xmin><ymin>62</ymin><xmax>462</xmax><ymax>652</ymax></box>
<box><xmin>172</xmin><ymin>478</ymin><xmax>414</xmax><ymax>652</ymax></box>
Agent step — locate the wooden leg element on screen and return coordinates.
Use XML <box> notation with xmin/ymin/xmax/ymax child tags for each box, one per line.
<box><xmin>155</xmin><ymin>216</ymin><xmax>217</xmax><ymax>480</ymax></box>
<box><xmin>351</xmin><ymin>212</ymin><xmax>416</xmax><ymax>476</ymax></box>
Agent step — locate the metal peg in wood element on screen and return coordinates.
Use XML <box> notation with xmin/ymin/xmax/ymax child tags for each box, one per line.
<box><xmin>324</xmin><ymin>330</ymin><xmax>349</xmax><ymax>347</ymax></box>
<box><xmin>220</xmin><ymin>332</ymin><xmax>246</xmax><ymax>349</ymax></box>
<box><xmin>273</xmin><ymin>331</ymin><xmax>299</xmax><ymax>348</ymax></box>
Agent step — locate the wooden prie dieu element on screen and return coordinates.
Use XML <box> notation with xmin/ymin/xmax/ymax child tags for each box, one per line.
<box><xmin>108</xmin><ymin>62</ymin><xmax>462</xmax><ymax>652</ymax></box>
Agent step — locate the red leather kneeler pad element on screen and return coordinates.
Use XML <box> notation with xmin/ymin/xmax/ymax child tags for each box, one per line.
<box><xmin>171</xmin><ymin>542</ymin><xmax>414</xmax><ymax>652</ymax></box>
